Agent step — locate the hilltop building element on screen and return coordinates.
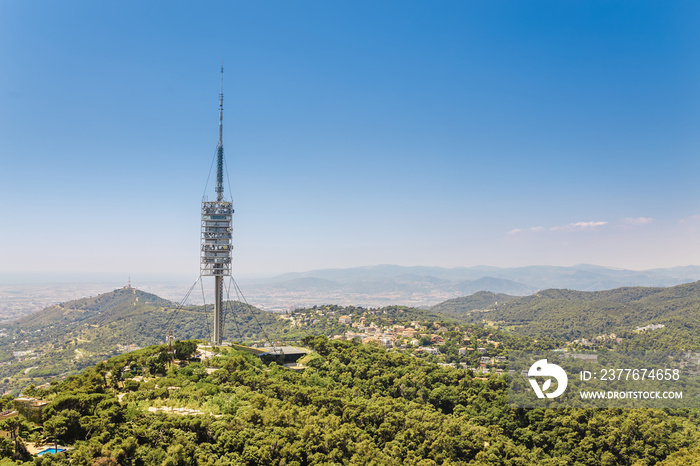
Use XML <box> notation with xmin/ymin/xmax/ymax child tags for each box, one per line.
<box><xmin>14</xmin><ymin>397</ymin><xmax>49</xmax><ymax>423</ymax></box>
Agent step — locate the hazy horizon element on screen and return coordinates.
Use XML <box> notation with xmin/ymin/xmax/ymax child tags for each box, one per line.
<box><xmin>2</xmin><ymin>262</ymin><xmax>700</xmax><ymax>286</ymax></box>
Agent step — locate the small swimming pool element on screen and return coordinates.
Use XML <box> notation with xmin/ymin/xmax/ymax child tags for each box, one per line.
<box><xmin>37</xmin><ymin>448</ymin><xmax>66</xmax><ymax>456</ymax></box>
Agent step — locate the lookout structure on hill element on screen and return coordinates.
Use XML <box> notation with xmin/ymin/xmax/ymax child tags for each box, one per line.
<box><xmin>201</xmin><ymin>66</ymin><xmax>233</xmax><ymax>345</ymax></box>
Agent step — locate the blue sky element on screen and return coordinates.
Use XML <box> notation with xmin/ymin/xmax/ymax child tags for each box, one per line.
<box><xmin>1</xmin><ymin>1</ymin><xmax>699</xmax><ymax>279</ymax></box>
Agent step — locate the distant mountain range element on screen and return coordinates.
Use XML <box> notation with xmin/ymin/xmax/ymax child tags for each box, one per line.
<box><xmin>267</xmin><ymin>264</ymin><xmax>700</xmax><ymax>289</ymax></box>
<box><xmin>240</xmin><ymin>264</ymin><xmax>700</xmax><ymax>309</ymax></box>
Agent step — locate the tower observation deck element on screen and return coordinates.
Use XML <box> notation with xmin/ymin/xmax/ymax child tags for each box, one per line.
<box><xmin>201</xmin><ymin>202</ymin><xmax>232</xmax><ymax>276</ymax></box>
<box><xmin>201</xmin><ymin>66</ymin><xmax>232</xmax><ymax>345</ymax></box>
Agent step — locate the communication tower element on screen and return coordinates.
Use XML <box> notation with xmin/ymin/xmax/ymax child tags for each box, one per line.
<box><xmin>201</xmin><ymin>66</ymin><xmax>233</xmax><ymax>345</ymax></box>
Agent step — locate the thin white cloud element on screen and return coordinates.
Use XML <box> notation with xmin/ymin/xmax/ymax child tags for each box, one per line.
<box><xmin>624</xmin><ymin>217</ymin><xmax>653</xmax><ymax>225</ymax></box>
<box><xmin>509</xmin><ymin>221</ymin><xmax>608</xmax><ymax>235</ymax></box>
<box><xmin>680</xmin><ymin>215</ymin><xmax>700</xmax><ymax>224</ymax></box>
<box><xmin>508</xmin><ymin>226</ymin><xmax>546</xmax><ymax>235</ymax></box>
<box><xmin>550</xmin><ymin>221</ymin><xmax>608</xmax><ymax>232</ymax></box>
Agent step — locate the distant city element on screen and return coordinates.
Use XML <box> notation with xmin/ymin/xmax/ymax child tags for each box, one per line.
<box><xmin>0</xmin><ymin>278</ymin><xmax>457</xmax><ymax>321</ymax></box>
<box><xmin>3</xmin><ymin>264</ymin><xmax>700</xmax><ymax>320</ymax></box>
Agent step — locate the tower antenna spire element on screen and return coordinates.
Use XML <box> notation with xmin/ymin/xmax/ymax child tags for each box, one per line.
<box><xmin>216</xmin><ymin>64</ymin><xmax>224</xmax><ymax>201</ymax></box>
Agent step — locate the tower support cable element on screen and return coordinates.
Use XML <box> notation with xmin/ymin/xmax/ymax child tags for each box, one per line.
<box><xmin>164</xmin><ymin>276</ymin><xmax>202</xmax><ymax>343</ymax></box>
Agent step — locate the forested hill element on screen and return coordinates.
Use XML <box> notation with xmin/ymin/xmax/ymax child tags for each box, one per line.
<box><xmin>11</xmin><ymin>287</ymin><xmax>173</xmax><ymax>330</ymax></box>
<box><xmin>0</xmin><ymin>287</ymin><xmax>285</xmax><ymax>393</ymax></box>
<box><xmin>430</xmin><ymin>291</ymin><xmax>518</xmax><ymax>317</ymax></box>
<box><xmin>7</xmin><ymin>286</ymin><xmax>284</xmax><ymax>345</ymax></box>
<box><xmin>431</xmin><ymin>281</ymin><xmax>700</xmax><ymax>347</ymax></box>
<box><xmin>5</xmin><ymin>338</ymin><xmax>700</xmax><ymax>465</ymax></box>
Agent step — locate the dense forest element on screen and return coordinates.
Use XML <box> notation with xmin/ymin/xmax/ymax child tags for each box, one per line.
<box><xmin>2</xmin><ymin>338</ymin><xmax>700</xmax><ymax>465</ymax></box>
<box><xmin>3</xmin><ymin>283</ymin><xmax>700</xmax><ymax>464</ymax></box>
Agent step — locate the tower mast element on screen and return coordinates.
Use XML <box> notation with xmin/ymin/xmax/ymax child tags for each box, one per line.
<box><xmin>214</xmin><ymin>65</ymin><xmax>224</xmax><ymax>345</ymax></box>
<box><xmin>216</xmin><ymin>65</ymin><xmax>224</xmax><ymax>202</ymax></box>
<box><xmin>201</xmin><ymin>65</ymin><xmax>233</xmax><ymax>346</ymax></box>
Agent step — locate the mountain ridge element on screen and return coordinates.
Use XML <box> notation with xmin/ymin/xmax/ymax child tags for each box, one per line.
<box><xmin>262</xmin><ymin>264</ymin><xmax>700</xmax><ymax>288</ymax></box>
<box><xmin>434</xmin><ymin>280</ymin><xmax>700</xmax><ymax>346</ymax></box>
